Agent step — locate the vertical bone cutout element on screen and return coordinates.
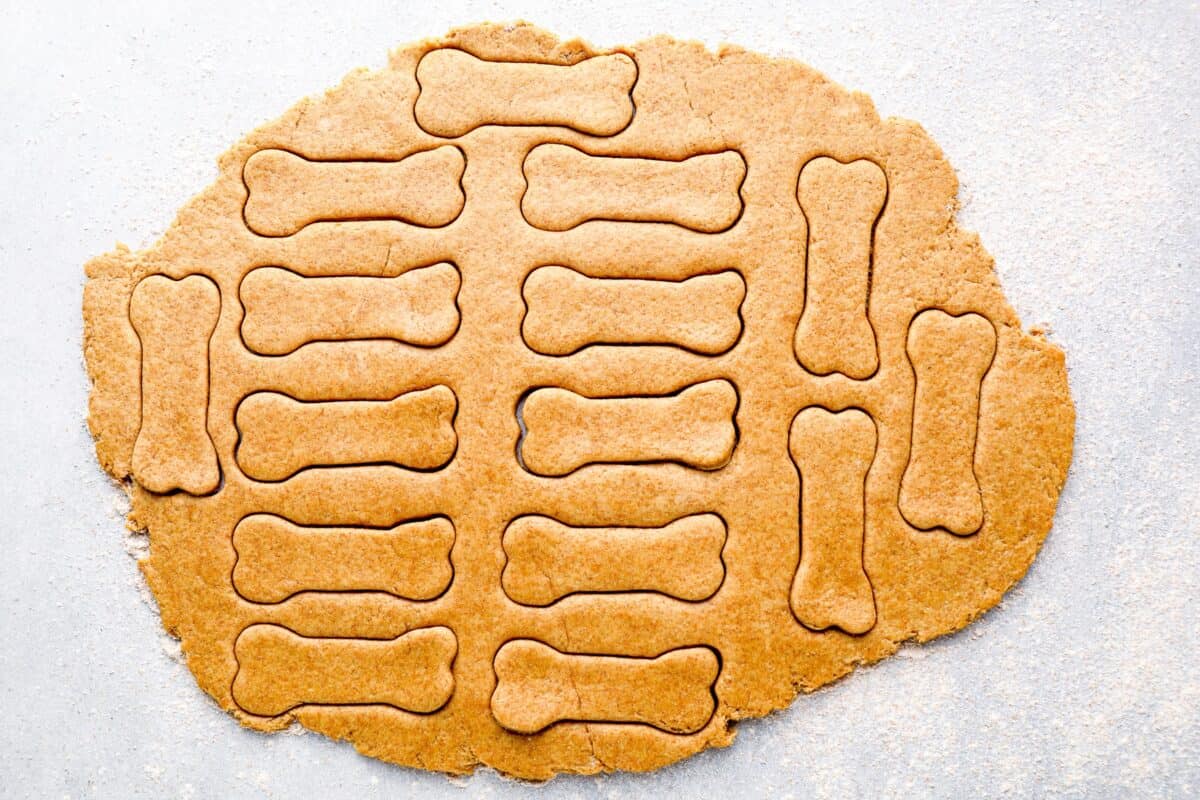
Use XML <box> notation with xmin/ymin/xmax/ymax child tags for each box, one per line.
<box><xmin>242</xmin><ymin>146</ymin><xmax>465</xmax><ymax>237</ymax></box>
<box><xmin>899</xmin><ymin>310</ymin><xmax>996</xmax><ymax>535</ymax></box>
<box><xmin>232</xmin><ymin>515</ymin><xmax>454</xmax><ymax>603</ymax></box>
<box><xmin>502</xmin><ymin>514</ymin><xmax>726</xmax><ymax>605</ymax></box>
<box><xmin>491</xmin><ymin>640</ymin><xmax>719</xmax><ymax>734</ymax></box>
<box><xmin>521</xmin><ymin>144</ymin><xmax>745</xmax><ymax>232</ymax></box>
<box><xmin>235</xmin><ymin>385</ymin><xmax>457</xmax><ymax>481</ymax></box>
<box><xmin>518</xmin><ymin>380</ymin><xmax>738</xmax><ymax>476</ymax></box>
<box><xmin>240</xmin><ymin>263</ymin><xmax>461</xmax><ymax>355</ymax></box>
<box><xmin>521</xmin><ymin>267</ymin><xmax>745</xmax><ymax>355</ymax></box>
<box><xmin>415</xmin><ymin>49</ymin><xmax>637</xmax><ymax>137</ymax></box>
<box><xmin>130</xmin><ymin>274</ymin><xmax>221</xmax><ymax>494</ymax></box>
<box><xmin>232</xmin><ymin>625</ymin><xmax>456</xmax><ymax>716</ymax></box>
<box><xmin>794</xmin><ymin>157</ymin><xmax>887</xmax><ymax>379</ymax></box>
<box><xmin>789</xmin><ymin>407</ymin><xmax>878</xmax><ymax>635</ymax></box>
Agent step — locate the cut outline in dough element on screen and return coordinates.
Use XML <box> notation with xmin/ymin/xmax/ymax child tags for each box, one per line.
<box><xmin>500</xmin><ymin>512</ymin><xmax>728</xmax><ymax>606</ymax></box>
<box><xmin>793</xmin><ymin>155</ymin><xmax>890</xmax><ymax>381</ymax></box>
<box><xmin>514</xmin><ymin>379</ymin><xmax>741</xmax><ymax>477</ymax></box>
<box><xmin>787</xmin><ymin>405</ymin><xmax>878</xmax><ymax>636</ymax></box>
<box><xmin>488</xmin><ymin>638</ymin><xmax>722</xmax><ymax>735</ymax></box>
<box><xmin>236</xmin><ymin>261</ymin><xmax>463</xmax><ymax>357</ymax></box>
<box><xmin>239</xmin><ymin>146</ymin><xmax>467</xmax><ymax>238</ymax></box>
<box><xmin>128</xmin><ymin>272</ymin><xmax>223</xmax><ymax>496</ymax></box>
<box><xmin>413</xmin><ymin>48</ymin><xmax>640</xmax><ymax>138</ymax></box>
<box><xmin>232</xmin><ymin>385</ymin><xmax>459</xmax><ymax>483</ymax></box>
<box><xmin>899</xmin><ymin>308</ymin><xmax>997</xmax><ymax>536</ymax></box>
<box><xmin>519</xmin><ymin>265</ymin><xmax>746</xmax><ymax>356</ymax></box>
<box><xmin>230</xmin><ymin>623</ymin><xmax>458</xmax><ymax>718</ymax></box>
<box><xmin>519</xmin><ymin>143</ymin><xmax>748</xmax><ymax>233</ymax></box>
<box><xmin>229</xmin><ymin>512</ymin><xmax>456</xmax><ymax>605</ymax></box>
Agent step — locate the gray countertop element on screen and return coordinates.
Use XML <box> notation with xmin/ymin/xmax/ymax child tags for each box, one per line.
<box><xmin>1</xmin><ymin>1</ymin><xmax>1196</xmax><ymax>797</ymax></box>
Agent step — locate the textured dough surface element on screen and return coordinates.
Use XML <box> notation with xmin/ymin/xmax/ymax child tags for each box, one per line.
<box><xmin>82</xmin><ymin>22</ymin><xmax>1074</xmax><ymax>778</ymax></box>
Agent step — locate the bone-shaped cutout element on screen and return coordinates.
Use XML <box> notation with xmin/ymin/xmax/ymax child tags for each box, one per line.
<box><xmin>521</xmin><ymin>267</ymin><xmax>745</xmax><ymax>355</ymax></box>
<box><xmin>900</xmin><ymin>310</ymin><xmax>996</xmax><ymax>535</ymax></box>
<box><xmin>242</xmin><ymin>146</ymin><xmax>465</xmax><ymax>237</ymax></box>
<box><xmin>521</xmin><ymin>145</ymin><xmax>745</xmax><ymax>232</ymax></box>
<box><xmin>502</xmin><ymin>514</ymin><xmax>726</xmax><ymax>606</ymax></box>
<box><xmin>518</xmin><ymin>379</ymin><xmax>738</xmax><ymax>476</ymax></box>
<box><xmin>789</xmin><ymin>407</ymin><xmax>877</xmax><ymax>635</ymax></box>
<box><xmin>491</xmin><ymin>640</ymin><xmax>719</xmax><ymax>734</ymax></box>
<box><xmin>232</xmin><ymin>514</ymin><xmax>454</xmax><ymax>603</ymax></box>
<box><xmin>240</xmin><ymin>263</ymin><xmax>460</xmax><ymax>355</ymax></box>
<box><xmin>794</xmin><ymin>157</ymin><xmax>887</xmax><ymax>379</ymax></box>
<box><xmin>232</xmin><ymin>624</ymin><xmax>456</xmax><ymax>717</ymax></box>
<box><xmin>129</xmin><ymin>274</ymin><xmax>221</xmax><ymax>495</ymax></box>
<box><xmin>235</xmin><ymin>385</ymin><xmax>456</xmax><ymax>481</ymax></box>
<box><xmin>415</xmin><ymin>49</ymin><xmax>637</xmax><ymax>137</ymax></box>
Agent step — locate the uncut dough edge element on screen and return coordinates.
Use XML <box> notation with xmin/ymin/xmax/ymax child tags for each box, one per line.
<box><xmin>82</xmin><ymin>21</ymin><xmax>1075</xmax><ymax>779</ymax></box>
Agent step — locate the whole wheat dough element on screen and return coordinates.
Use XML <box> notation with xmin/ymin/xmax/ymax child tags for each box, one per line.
<box><xmin>83</xmin><ymin>22</ymin><xmax>1074</xmax><ymax>778</ymax></box>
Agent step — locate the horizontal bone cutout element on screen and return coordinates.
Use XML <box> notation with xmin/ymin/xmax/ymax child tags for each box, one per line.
<box><xmin>242</xmin><ymin>147</ymin><xmax>465</xmax><ymax>237</ymax></box>
<box><xmin>240</xmin><ymin>263</ymin><xmax>460</xmax><ymax>355</ymax></box>
<box><xmin>491</xmin><ymin>640</ymin><xmax>719</xmax><ymax>734</ymax></box>
<box><xmin>900</xmin><ymin>310</ymin><xmax>996</xmax><ymax>535</ymax></box>
<box><xmin>232</xmin><ymin>514</ymin><xmax>454</xmax><ymax>603</ymax></box>
<box><xmin>521</xmin><ymin>267</ymin><xmax>745</xmax><ymax>355</ymax></box>
<box><xmin>232</xmin><ymin>624</ymin><xmax>456</xmax><ymax>717</ymax></box>
<box><xmin>502</xmin><ymin>514</ymin><xmax>726</xmax><ymax>605</ymax></box>
<box><xmin>521</xmin><ymin>145</ymin><xmax>746</xmax><ymax>232</ymax></box>
<box><xmin>130</xmin><ymin>274</ymin><xmax>221</xmax><ymax>495</ymax></box>
<box><xmin>235</xmin><ymin>386</ymin><xmax>457</xmax><ymax>481</ymax></box>
<box><xmin>415</xmin><ymin>49</ymin><xmax>636</xmax><ymax>137</ymax></box>
<box><xmin>518</xmin><ymin>379</ymin><xmax>738</xmax><ymax>476</ymax></box>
